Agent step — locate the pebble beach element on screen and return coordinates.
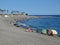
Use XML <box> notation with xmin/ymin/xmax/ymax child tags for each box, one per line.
<box><xmin>0</xmin><ymin>15</ymin><xmax>60</xmax><ymax>45</ymax></box>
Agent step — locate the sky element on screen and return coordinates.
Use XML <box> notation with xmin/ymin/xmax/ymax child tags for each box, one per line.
<box><xmin>0</xmin><ymin>0</ymin><xmax>60</xmax><ymax>15</ymax></box>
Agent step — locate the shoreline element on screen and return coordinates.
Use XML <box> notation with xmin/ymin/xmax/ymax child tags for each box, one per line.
<box><xmin>0</xmin><ymin>15</ymin><xmax>60</xmax><ymax>45</ymax></box>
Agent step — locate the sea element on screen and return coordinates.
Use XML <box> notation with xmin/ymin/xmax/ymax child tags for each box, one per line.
<box><xmin>20</xmin><ymin>15</ymin><xmax>60</xmax><ymax>36</ymax></box>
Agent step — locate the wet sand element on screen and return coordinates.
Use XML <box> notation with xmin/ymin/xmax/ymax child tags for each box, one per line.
<box><xmin>0</xmin><ymin>15</ymin><xmax>60</xmax><ymax>45</ymax></box>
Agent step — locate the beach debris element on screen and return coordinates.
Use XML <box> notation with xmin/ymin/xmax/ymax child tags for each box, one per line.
<box><xmin>47</xmin><ymin>29</ymin><xmax>58</xmax><ymax>36</ymax></box>
<box><xmin>51</xmin><ymin>29</ymin><xmax>58</xmax><ymax>35</ymax></box>
<box><xmin>41</xmin><ymin>29</ymin><xmax>47</xmax><ymax>35</ymax></box>
<box><xmin>4</xmin><ymin>15</ymin><xmax>9</xmax><ymax>17</ymax></box>
<box><xmin>26</xmin><ymin>28</ymin><xmax>31</xmax><ymax>32</ymax></box>
<box><xmin>47</xmin><ymin>29</ymin><xmax>53</xmax><ymax>36</ymax></box>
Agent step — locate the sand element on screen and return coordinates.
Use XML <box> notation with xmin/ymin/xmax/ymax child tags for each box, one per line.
<box><xmin>0</xmin><ymin>15</ymin><xmax>60</xmax><ymax>45</ymax></box>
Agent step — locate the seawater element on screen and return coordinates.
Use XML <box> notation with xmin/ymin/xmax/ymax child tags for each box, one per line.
<box><xmin>20</xmin><ymin>17</ymin><xmax>60</xmax><ymax>34</ymax></box>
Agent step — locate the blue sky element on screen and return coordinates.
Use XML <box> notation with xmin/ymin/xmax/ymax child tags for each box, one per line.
<box><xmin>0</xmin><ymin>0</ymin><xmax>60</xmax><ymax>15</ymax></box>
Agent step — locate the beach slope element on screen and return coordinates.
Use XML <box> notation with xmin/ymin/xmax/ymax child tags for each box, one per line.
<box><xmin>0</xmin><ymin>15</ymin><xmax>60</xmax><ymax>45</ymax></box>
